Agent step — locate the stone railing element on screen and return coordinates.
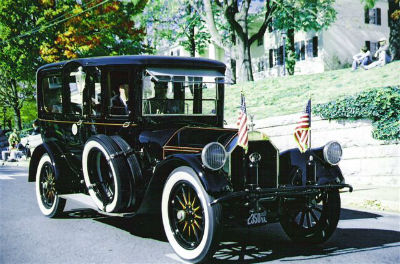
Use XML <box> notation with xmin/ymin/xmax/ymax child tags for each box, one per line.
<box><xmin>249</xmin><ymin>114</ymin><xmax>400</xmax><ymax>187</ymax></box>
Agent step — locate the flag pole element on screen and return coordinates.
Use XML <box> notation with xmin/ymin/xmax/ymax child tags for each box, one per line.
<box><xmin>308</xmin><ymin>92</ymin><xmax>312</xmax><ymax>158</ymax></box>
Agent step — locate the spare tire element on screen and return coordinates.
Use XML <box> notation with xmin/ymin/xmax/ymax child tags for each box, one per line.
<box><xmin>110</xmin><ymin>135</ymin><xmax>144</xmax><ymax>210</ymax></box>
<box><xmin>82</xmin><ymin>134</ymin><xmax>131</xmax><ymax>213</ymax></box>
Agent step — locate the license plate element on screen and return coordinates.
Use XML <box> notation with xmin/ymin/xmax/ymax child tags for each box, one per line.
<box><xmin>247</xmin><ymin>211</ymin><xmax>267</xmax><ymax>226</ymax></box>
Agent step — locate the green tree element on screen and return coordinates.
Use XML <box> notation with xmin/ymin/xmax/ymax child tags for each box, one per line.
<box><xmin>272</xmin><ymin>0</ymin><xmax>336</xmax><ymax>75</ymax></box>
<box><xmin>0</xmin><ymin>0</ymin><xmax>48</xmax><ymax>130</ymax></box>
<box><xmin>40</xmin><ymin>0</ymin><xmax>149</xmax><ymax>63</ymax></box>
<box><xmin>143</xmin><ymin>0</ymin><xmax>210</xmax><ymax>57</ymax></box>
<box><xmin>199</xmin><ymin>0</ymin><xmax>336</xmax><ymax>82</ymax></box>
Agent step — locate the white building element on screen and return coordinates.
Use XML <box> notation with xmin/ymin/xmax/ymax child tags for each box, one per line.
<box><xmin>158</xmin><ymin>0</ymin><xmax>390</xmax><ymax>80</ymax></box>
<box><xmin>253</xmin><ymin>0</ymin><xmax>390</xmax><ymax>79</ymax></box>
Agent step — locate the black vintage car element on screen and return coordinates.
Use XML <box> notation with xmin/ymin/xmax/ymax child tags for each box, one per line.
<box><xmin>30</xmin><ymin>55</ymin><xmax>352</xmax><ymax>263</ymax></box>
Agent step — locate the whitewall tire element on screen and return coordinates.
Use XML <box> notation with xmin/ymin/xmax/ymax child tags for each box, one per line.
<box><xmin>161</xmin><ymin>166</ymin><xmax>221</xmax><ymax>263</ymax></box>
<box><xmin>82</xmin><ymin>135</ymin><xmax>131</xmax><ymax>213</ymax></box>
<box><xmin>35</xmin><ymin>154</ymin><xmax>66</xmax><ymax>217</ymax></box>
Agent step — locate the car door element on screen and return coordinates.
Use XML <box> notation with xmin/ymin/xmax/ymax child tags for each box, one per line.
<box><xmin>61</xmin><ymin>62</ymin><xmax>87</xmax><ymax>172</ymax></box>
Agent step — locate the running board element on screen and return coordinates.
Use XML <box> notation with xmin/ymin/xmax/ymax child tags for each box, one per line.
<box><xmin>59</xmin><ymin>193</ymin><xmax>136</xmax><ymax>218</ymax></box>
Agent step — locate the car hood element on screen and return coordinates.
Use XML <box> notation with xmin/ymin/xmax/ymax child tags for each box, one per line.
<box><xmin>139</xmin><ymin>126</ymin><xmax>238</xmax><ymax>159</ymax></box>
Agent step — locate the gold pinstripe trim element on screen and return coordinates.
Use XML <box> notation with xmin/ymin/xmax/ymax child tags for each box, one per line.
<box><xmin>163</xmin><ymin>147</ymin><xmax>202</xmax><ymax>159</ymax></box>
<box><xmin>38</xmin><ymin>119</ymin><xmax>138</xmax><ymax>127</ymax></box>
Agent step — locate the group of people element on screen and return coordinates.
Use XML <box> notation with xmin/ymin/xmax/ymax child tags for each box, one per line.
<box><xmin>4</xmin><ymin>120</ymin><xmax>41</xmax><ymax>160</ymax></box>
<box><xmin>352</xmin><ymin>37</ymin><xmax>392</xmax><ymax>70</ymax></box>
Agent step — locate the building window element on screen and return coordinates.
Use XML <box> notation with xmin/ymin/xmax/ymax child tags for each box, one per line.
<box><xmin>257</xmin><ymin>36</ymin><xmax>263</xmax><ymax>46</ymax></box>
<box><xmin>170</xmin><ymin>51</ymin><xmax>173</xmax><ymax>56</ymax></box>
<box><xmin>365</xmin><ymin>40</ymin><xmax>379</xmax><ymax>56</ymax></box>
<box><xmin>306</xmin><ymin>39</ymin><xmax>313</xmax><ymax>58</ymax></box>
<box><xmin>177</xmin><ymin>49</ymin><xmax>180</xmax><ymax>56</ymax></box>
<box><xmin>312</xmin><ymin>36</ymin><xmax>318</xmax><ymax>57</ymax></box>
<box><xmin>269</xmin><ymin>49</ymin><xmax>274</xmax><ymax>67</ymax></box>
<box><xmin>365</xmin><ymin>8</ymin><xmax>381</xmax><ymax>25</ymax></box>
<box><xmin>300</xmin><ymin>41</ymin><xmax>305</xmax><ymax>60</ymax></box>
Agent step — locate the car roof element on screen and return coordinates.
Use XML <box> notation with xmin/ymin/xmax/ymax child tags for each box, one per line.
<box><xmin>37</xmin><ymin>55</ymin><xmax>226</xmax><ymax>73</ymax></box>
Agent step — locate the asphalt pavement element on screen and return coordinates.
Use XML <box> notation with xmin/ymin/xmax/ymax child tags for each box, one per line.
<box><xmin>0</xmin><ymin>166</ymin><xmax>399</xmax><ymax>263</ymax></box>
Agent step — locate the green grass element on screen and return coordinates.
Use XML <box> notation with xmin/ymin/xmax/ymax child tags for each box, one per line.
<box><xmin>224</xmin><ymin>61</ymin><xmax>400</xmax><ymax>124</ymax></box>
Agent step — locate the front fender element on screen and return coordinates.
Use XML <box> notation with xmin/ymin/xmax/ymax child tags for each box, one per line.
<box><xmin>155</xmin><ymin>154</ymin><xmax>230</xmax><ymax>194</ymax></box>
<box><xmin>279</xmin><ymin>148</ymin><xmax>345</xmax><ymax>185</ymax></box>
<box><xmin>136</xmin><ymin>154</ymin><xmax>230</xmax><ymax>215</ymax></box>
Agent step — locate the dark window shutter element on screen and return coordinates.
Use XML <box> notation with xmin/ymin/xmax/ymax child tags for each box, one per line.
<box><xmin>376</xmin><ymin>8</ymin><xmax>381</xmax><ymax>25</ymax></box>
<box><xmin>278</xmin><ymin>46</ymin><xmax>283</xmax><ymax>65</ymax></box>
<box><xmin>365</xmin><ymin>41</ymin><xmax>371</xmax><ymax>51</ymax></box>
<box><xmin>294</xmin><ymin>42</ymin><xmax>300</xmax><ymax>61</ymax></box>
<box><xmin>269</xmin><ymin>49</ymin><xmax>273</xmax><ymax>67</ymax></box>
<box><xmin>364</xmin><ymin>8</ymin><xmax>370</xmax><ymax>24</ymax></box>
<box><xmin>313</xmin><ymin>37</ymin><xmax>318</xmax><ymax>57</ymax></box>
<box><xmin>301</xmin><ymin>41</ymin><xmax>305</xmax><ymax>60</ymax></box>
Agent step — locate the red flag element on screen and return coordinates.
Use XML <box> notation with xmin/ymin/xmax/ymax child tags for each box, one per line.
<box><xmin>237</xmin><ymin>93</ymin><xmax>248</xmax><ymax>151</ymax></box>
<box><xmin>294</xmin><ymin>99</ymin><xmax>311</xmax><ymax>153</ymax></box>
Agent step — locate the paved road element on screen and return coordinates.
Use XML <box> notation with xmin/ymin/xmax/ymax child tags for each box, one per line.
<box><xmin>1</xmin><ymin>166</ymin><xmax>399</xmax><ymax>263</ymax></box>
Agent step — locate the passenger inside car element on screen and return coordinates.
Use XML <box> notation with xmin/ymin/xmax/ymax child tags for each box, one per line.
<box><xmin>110</xmin><ymin>83</ymin><xmax>130</xmax><ymax>115</ymax></box>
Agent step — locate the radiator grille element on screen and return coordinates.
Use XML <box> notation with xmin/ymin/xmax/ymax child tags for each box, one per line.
<box><xmin>230</xmin><ymin>140</ymin><xmax>279</xmax><ymax>190</ymax></box>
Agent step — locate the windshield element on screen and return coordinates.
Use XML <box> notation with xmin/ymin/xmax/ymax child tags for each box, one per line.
<box><xmin>142</xmin><ymin>68</ymin><xmax>223</xmax><ymax>116</ymax></box>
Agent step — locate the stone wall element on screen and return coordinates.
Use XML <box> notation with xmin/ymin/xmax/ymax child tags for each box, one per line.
<box><xmin>251</xmin><ymin>114</ymin><xmax>400</xmax><ymax>187</ymax></box>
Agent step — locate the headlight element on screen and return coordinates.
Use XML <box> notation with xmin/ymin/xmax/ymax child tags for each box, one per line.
<box><xmin>323</xmin><ymin>141</ymin><xmax>343</xmax><ymax>165</ymax></box>
<box><xmin>201</xmin><ymin>142</ymin><xmax>227</xmax><ymax>170</ymax></box>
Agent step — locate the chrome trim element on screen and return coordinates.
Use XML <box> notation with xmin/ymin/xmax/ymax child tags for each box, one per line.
<box><xmin>201</xmin><ymin>142</ymin><xmax>227</xmax><ymax>171</ymax></box>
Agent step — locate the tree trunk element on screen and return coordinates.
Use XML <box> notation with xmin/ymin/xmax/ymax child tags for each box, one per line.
<box><xmin>187</xmin><ymin>3</ymin><xmax>196</xmax><ymax>57</ymax></box>
<box><xmin>388</xmin><ymin>0</ymin><xmax>400</xmax><ymax>60</ymax></box>
<box><xmin>237</xmin><ymin>38</ymin><xmax>254</xmax><ymax>82</ymax></box>
<box><xmin>13</xmin><ymin>106</ymin><xmax>22</xmax><ymax>130</ymax></box>
<box><xmin>230</xmin><ymin>57</ymin><xmax>237</xmax><ymax>84</ymax></box>
<box><xmin>286</xmin><ymin>28</ymin><xmax>296</xmax><ymax>75</ymax></box>
<box><xmin>10</xmin><ymin>79</ymin><xmax>22</xmax><ymax>130</ymax></box>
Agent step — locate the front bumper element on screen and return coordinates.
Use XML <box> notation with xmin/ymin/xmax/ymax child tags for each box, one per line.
<box><xmin>210</xmin><ymin>183</ymin><xmax>353</xmax><ymax>205</ymax></box>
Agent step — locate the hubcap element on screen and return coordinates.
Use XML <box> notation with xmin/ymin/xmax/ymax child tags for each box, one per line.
<box><xmin>40</xmin><ymin>162</ymin><xmax>56</xmax><ymax>209</ymax></box>
<box><xmin>169</xmin><ymin>182</ymin><xmax>205</xmax><ymax>250</ymax></box>
<box><xmin>293</xmin><ymin>192</ymin><xmax>325</xmax><ymax>229</ymax></box>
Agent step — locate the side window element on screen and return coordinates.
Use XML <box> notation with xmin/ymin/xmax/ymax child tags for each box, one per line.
<box><xmin>66</xmin><ymin>66</ymin><xmax>85</xmax><ymax>115</ymax></box>
<box><xmin>105</xmin><ymin>70</ymin><xmax>130</xmax><ymax>116</ymax></box>
<box><xmin>87</xmin><ymin>68</ymin><xmax>102</xmax><ymax>117</ymax></box>
<box><xmin>42</xmin><ymin>74</ymin><xmax>63</xmax><ymax>114</ymax></box>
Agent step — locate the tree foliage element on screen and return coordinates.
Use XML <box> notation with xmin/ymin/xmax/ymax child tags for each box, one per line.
<box><xmin>142</xmin><ymin>0</ymin><xmax>210</xmax><ymax>57</ymax></box>
<box><xmin>40</xmin><ymin>0</ymin><xmax>149</xmax><ymax>63</ymax></box>
<box><xmin>0</xmin><ymin>0</ymin><xmax>48</xmax><ymax>129</ymax></box>
<box><xmin>270</xmin><ymin>0</ymin><xmax>336</xmax><ymax>75</ymax></box>
<box><xmin>196</xmin><ymin>0</ymin><xmax>336</xmax><ymax>81</ymax></box>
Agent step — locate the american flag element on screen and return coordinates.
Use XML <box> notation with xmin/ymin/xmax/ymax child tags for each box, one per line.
<box><xmin>294</xmin><ymin>99</ymin><xmax>311</xmax><ymax>153</ymax></box>
<box><xmin>237</xmin><ymin>93</ymin><xmax>248</xmax><ymax>151</ymax></box>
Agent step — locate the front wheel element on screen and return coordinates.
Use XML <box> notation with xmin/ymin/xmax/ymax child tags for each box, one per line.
<box><xmin>280</xmin><ymin>189</ymin><xmax>341</xmax><ymax>244</ymax></box>
<box><xmin>35</xmin><ymin>153</ymin><xmax>66</xmax><ymax>217</ymax></box>
<box><xmin>161</xmin><ymin>166</ymin><xmax>221</xmax><ymax>263</ymax></box>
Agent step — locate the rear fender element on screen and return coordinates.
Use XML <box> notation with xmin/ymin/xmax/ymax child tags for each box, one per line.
<box><xmin>28</xmin><ymin>142</ymin><xmax>79</xmax><ymax>194</ymax></box>
<box><xmin>279</xmin><ymin>148</ymin><xmax>345</xmax><ymax>186</ymax></box>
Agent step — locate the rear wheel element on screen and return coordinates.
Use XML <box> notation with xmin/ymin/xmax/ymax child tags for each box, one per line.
<box><xmin>280</xmin><ymin>190</ymin><xmax>341</xmax><ymax>244</ymax></box>
<box><xmin>35</xmin><ymin>154</ymin><xmax>66</xmax><ymax>217</ymax></box>
<box><xmin>161</xmin><ymin>166</ymin><xmax>221</xmax><ymax>263</ymax></box>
